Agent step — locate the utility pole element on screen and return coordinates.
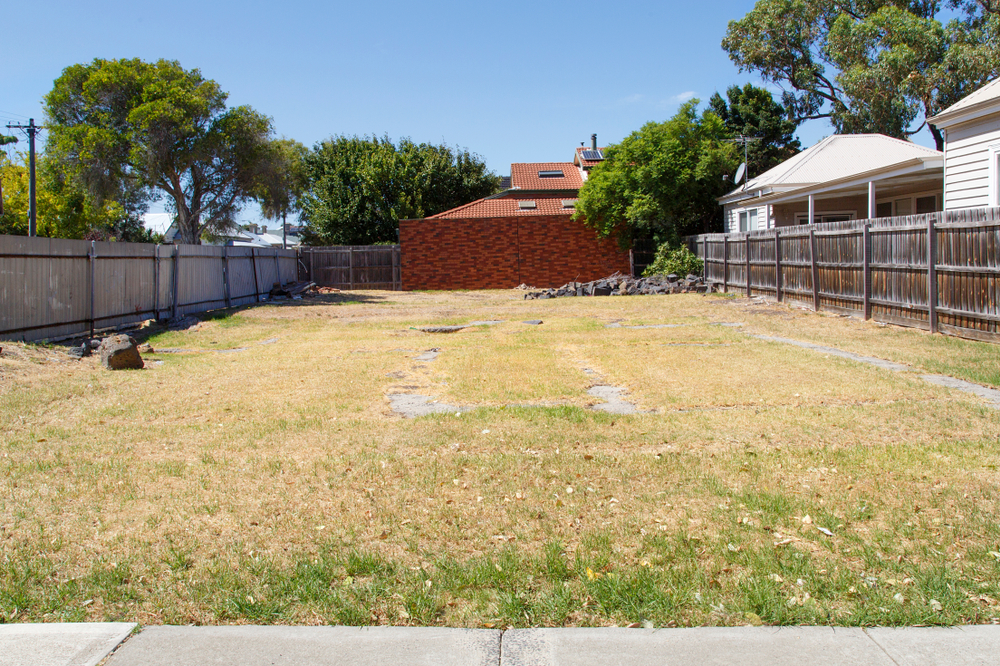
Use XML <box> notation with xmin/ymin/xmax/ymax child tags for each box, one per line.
<box><xmin>724</xmin><ymin>135</ymin><xmax>761</xmax><ymax>190</ymax></box>
<box><xmin>6</xmin><ymin>119</ymin><xmax>42</xmax><ymax>236</ymax></box>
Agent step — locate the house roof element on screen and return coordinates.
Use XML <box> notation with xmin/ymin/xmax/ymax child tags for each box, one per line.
<box><xmin>574</xmin><ymin>146</ymin><xmax>607</xmax><ymax>169</ymax></box>
<box><xmin>426</xmin><ymin>192</ymin><xmax>578</xmax><ymax>219</ymax></box>
<box><xmin>510</xmin><ymin>162</ymin><xmax>583</xmax><ymax>190</ymax></box>
<box><xmin>928</xmin><ymin>77</ymin><xmax>1000</xmax><ymax>129</ymax></box>
<box><xmin>719</xmin><ymin>134</ymin><xmax>941</xmax><ymax>204</ymax></box>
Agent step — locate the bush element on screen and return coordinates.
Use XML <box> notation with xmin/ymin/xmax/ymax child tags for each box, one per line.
<box><xmin>642</xmin><ymin>244</ymin><xmax>703</xmax><ymax>277</ymax></box>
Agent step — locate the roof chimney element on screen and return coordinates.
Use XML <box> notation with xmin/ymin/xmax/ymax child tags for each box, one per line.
<box><xmin>591</xmin><ymin>134</ymin><xmax>597</xmax><ymax>150</ymax></box>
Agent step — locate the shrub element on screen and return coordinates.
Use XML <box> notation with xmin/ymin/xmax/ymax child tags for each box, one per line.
<box><xmin>642</xmin><ymin>244</ymin><xmax>703</xmax><ymax>277</ymax></box>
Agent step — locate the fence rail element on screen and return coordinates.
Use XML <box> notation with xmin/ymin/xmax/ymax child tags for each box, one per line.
<box><xmin>0</xmin><ymin>235</ymin><xmax>297</xmax><ymax>342</ymax></box>
<box><xmin>300</xmin><ymin>245</ymin><xmax>401</xmax><ymax>290</ymax></box>
<box><xmin>687</xmin><ymin>207</ymin><xmax>1000</xmax><ymax>342</ymax></box>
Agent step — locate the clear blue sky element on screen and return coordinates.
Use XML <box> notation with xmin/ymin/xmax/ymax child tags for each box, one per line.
<box><xmin>1</xmin><ymin>0</ymin><xmax>937</xmax><ymax>223</ymax></box>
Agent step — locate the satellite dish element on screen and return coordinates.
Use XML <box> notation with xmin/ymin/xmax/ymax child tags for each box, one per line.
<box><xmin>734</xmin><ymin>162</ymin><xmax>747</xmax><ymax>185</ymax></box>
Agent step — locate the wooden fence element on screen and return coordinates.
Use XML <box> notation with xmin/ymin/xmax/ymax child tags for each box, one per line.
<box><xmin>0</xmin><ymin>235</ymin><xmax>297</xmax><ymax>342</ymax></box>
<box><xmin>301</xmin><ymin>245</ymin><xmax>401</xmax><ymax>290</ymax></box>
<box><xmin>687</xmin><ymin>207</ymin><xmax>1000</xmax><ymax>342</ymax></box>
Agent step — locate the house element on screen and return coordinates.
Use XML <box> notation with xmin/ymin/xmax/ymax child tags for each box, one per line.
<box><xmin>927</xmin><ymin>77</ymin><xmax>1000</xmax><ymax>210</ymax></box>
<box><xmin>718</xmin><ymin>134</ymin><xmax>943</xmax><ymax>232</ymax></box>
<box><xmin>399</xmin><ymin>137</ymin><xmax>631</xmax><ymax>290</ymax></box>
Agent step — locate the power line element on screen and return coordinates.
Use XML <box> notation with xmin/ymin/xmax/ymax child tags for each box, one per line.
<box><xmin>5</xmin><ymin>119</ymin><xmax>44</xmax><ymax>236</ymax></box>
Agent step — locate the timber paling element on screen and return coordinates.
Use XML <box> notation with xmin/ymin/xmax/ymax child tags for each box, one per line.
<box><xmin>686</xmin><ymin>208</ymin><xmax>1000</xmax><ymax>343</ymax></box>
<box><xmin>300</xmin><ymin>245</ymin><xmax>401</xmax><ymax>291</ymax></box>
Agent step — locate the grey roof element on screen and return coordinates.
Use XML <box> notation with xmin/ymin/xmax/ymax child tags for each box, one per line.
<box><xmin>720</xmin><ymin>134</ymin><xmax>941</xmax><ymax>204</ymax></box>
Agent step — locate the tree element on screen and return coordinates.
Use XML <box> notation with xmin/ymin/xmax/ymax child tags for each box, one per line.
<box><xmin>300</xmin><ymin>136</ymin><xmax>501</xmax><ymax>245</ymax></box>
<box><xmin>573</xmin><ymin>101</ymin><xmax>738</xmax><ymax>246</ymax></box>
<box><xmin>722</xmin><ymin>0</ymin><xmax>1000</xmax><ymax>149</ymax></box>
<box><xmin>709</xmin><ymin>84</ymin><xmax>801</xmax><ymax>178</ymax></box>
<box><xmin>254</xmin><ymin>139</ymin><xmax>309</xmax><ymax>248</ymax></box>
<box><xmin>44</xmin><ymin>58</ymin><xmax>274</xmax><ymax>244</ymax></box>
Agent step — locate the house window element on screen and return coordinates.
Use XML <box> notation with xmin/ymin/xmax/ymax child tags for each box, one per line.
<box><xmin>876</xmin><ymin>202</ymin><xmax>892</xmax><ymax>218</ymax></box>
<box><xmin>739</xmin><ymin>211</ymin><xmax>748</xmax><ymax>232</ymax></box>
<box><xmin>916</xmin><ymin>195</ymin><xmax>937</xmax><ymax>214</ymax></box>
<box><xmin>749</xmin><ymin>209</ymin><xmax>758</xmax><ymax>230</ymax></box>
<box><xmin>538</xmin><ymin>170</ymin><xmax>564</xmax><ymax>178</ymax></box>
<box><xmin>795</xmin><ymin>211</ymin><xmax>856</xmax><ymax>225</ymax></box>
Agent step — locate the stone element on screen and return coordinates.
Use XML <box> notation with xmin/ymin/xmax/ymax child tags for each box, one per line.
<box><xmin>137</xmin><ymin>343</ymin><xmax>154</xmax><ymax>354</ymax></box>
<box><xmin>67</xmin><ymin>343</ymin><xmax>90</xmax><ymax>359</ymax></box>
<box><xmin>98</xmin><ymin>335</ymin><xmax>145</xmax><ymax>370</ymax></box>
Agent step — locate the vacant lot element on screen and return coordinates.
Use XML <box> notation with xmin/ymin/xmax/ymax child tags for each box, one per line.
<box><xmin>1</xmin><ymin>289</ymin><xmax>999</xmax><ymax>628</ymax></box>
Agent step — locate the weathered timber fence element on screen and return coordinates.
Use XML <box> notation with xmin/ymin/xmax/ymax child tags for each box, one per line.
<box><xmin>0</xmin><ymin>235</ymin><xmax>297</xmax><ymax>342</ymax></box>
<box><xmin>687</xmin><ymin>208</ymin><xmax>1000</xmax><ymax>342</ymax></box>
<box><xmin>300</xmin><ymin>245</ymin><xmax>401</xmax><ymax>290</ymax></box>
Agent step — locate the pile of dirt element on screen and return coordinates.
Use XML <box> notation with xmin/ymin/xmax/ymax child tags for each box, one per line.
<box><xmin>523</xmin><ymin>274</ymin><xmax>716</xmax><ymax>300</ymax></box>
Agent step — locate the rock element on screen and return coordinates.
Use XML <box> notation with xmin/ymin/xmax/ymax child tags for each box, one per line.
<box><xmin>67</xmin><ymin>343</ymin><xmax>90</xmax><ymax>359</ymax></box>
<box><xmin>137</xmin><ymin>343</ymin><xmax>154</xmax><ymax>354</ymax></box>
<box><xmin>98</xmin><ymin>334</ymin><xmax>144</xmax><ymax>370</ymax></box>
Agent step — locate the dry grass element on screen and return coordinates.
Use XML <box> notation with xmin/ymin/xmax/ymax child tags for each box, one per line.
<box><xmin>1</xmin><ymin>289</ymin><xmax>999</xmax><ymax>627</ymax></box>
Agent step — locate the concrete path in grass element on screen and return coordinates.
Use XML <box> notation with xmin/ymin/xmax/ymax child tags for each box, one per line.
<box><xmin>753</xmin><ymin>334</ymin><xmax>1000</xmax><ymax>408</ymax></box>
<box><xmin>7</xmin><ymin>623</ymin><xmax>1000</xmax><ymax>666</ymax></box>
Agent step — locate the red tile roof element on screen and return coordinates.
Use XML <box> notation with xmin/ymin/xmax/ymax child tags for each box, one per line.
<box><xmin>510</xmin><ymin>162</ymin><xmax>583</xmax><ymax>190</ymax></box>
<box><xmin>574</xmin><ymin>147</ymin><xmax>607</xmax><ymax>169</ymax></box>
<box><xmin>426</xmin><ymin>192</ymin><xmax>578</xmax><ymax>219</ymax></box>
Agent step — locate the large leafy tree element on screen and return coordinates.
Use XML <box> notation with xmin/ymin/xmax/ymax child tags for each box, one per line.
<box><xmin>254</xmin><ymin>138</ymin><xmax>309</xmax><ymax>247</ymax></box>
<box><xmin>709</xmin><ymin>84</ymin><xmax>801</xmax><ymax>179</ymax></box>
<box><xmin>722</xmin><ymin>0</ymin><xmax>1000</xmax><ymax>149</ymax></box>
<box><xmin>573</xmin><ymin>101</ymin><xmax>738</xmax><ymax>245</ymax></box>
<box><xmin>300</xmin><ymin>136</ymin><xmax>500</xmax><ymax>245</ymax></box>
<box><xmin>44</xmin><ymin>58</ymin><xmax>274</xmax><ymax>244</ymax></box>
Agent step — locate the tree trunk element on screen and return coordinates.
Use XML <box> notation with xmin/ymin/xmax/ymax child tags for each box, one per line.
<box><xmin>929</xmin><ymin>124</ymin><xmax>944</xmax><ymax>153</ymax></box>
<box><xmin>173</xmin><ymin>198</ymin><xmax>202</xmax><ymax>245</ymax></box>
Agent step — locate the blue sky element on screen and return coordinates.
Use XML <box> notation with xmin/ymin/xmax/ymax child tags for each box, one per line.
<box><xmin>1</xmin><ymin>0</ymin><xmax>937</xmax><ymax>223</ymax></box>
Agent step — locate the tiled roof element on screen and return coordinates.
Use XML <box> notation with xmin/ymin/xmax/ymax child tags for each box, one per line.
<box><xmin>574</xmin><ymin>146</ymin><xmax>607</xmax><ymax>168</ymax></box>
<box><xmin>426</xmin><ymin>192</ymin><xmax>578</xmax><ymax>219</ymax></box>
<box><xmin>510</xmin><ymin>162</ymin><xmax>583</xmax><ymax>190</ymax></box>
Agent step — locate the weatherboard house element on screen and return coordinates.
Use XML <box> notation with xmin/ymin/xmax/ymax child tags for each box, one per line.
<box><xmin>399</xmin><ymin>138</ymin><xmax>630</xmax><ymax>290</ymax></box>
<box><xmin>718</xmin><ymin>134</ymin><xmax>944</xmax><ymax>233</ymax></box>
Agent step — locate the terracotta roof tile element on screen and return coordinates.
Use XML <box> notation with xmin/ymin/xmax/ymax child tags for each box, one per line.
<box><xmin>426</xmin><ymin>192</ymin><xmax>578</xmax><ymax>219</ymax></box>
<box><xmin>574</xmin><ymin>146</ymin><xmax>607</xmax><ymax>168</ymax></box>
<box><xmin>510</xmin><ymin>162</ymin><xmax>583</xmax><ymax>190</ymax></box>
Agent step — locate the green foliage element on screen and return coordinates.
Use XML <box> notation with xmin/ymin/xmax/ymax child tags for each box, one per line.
<box><xmin>254</xmin><ymin>138</ymin><xmax>309</xmax><ymax>234</ymax></box>
<box><xmin>643</xmin><ymin>244</ymin><xmax>704</xmax><ymax>277</ymax></box>
<box><xmin>708</xmin><ymin>83</ymin><xmax>801</xmax><ymax>178</ymax></box>
<box><xmin>44</xmin><ymin>58</ymin><xmax>275</xmax><ymax>244</ymax></box>
<box><xmin>299</xmin><ymin>135</ymin><xmax>501</xmax><ymax>246</ymax></box>
<box><xmin>1</xmin><ymin>152</ymin><xmax>154</xmax><ymax>241</ymax></box>
<box><xmin>573</xmin><ymin>101</ymin><xmax>738</xmax><ymax>245</ymax></box>
<box><xmin>722</xmin><ymin>0</ymin><xmax>1000</xmax><ymax>149</ymax></box>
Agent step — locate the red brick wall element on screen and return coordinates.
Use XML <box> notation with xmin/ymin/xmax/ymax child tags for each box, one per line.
<box><xmin>399</xmin><ymin>214</ymin><xmax>631</xmax><ymax>290</ymax></box>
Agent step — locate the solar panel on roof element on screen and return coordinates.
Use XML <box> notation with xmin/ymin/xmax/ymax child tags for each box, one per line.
<box><xmin>581</xmin><ymin>150</ymin><xmax>604</xmax><ymax>160</ymax></box>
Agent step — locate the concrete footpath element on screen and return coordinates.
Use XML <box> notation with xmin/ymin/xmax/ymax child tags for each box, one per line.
<box><xmin>3</xmin><ymin>623</ymin><xmax>1000</xmax><ymax>666</ymax></box>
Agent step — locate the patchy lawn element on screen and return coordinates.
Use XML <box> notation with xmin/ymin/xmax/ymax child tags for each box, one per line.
<box><xmin>1</xmin><ymin>290</ymin><xmax>998</xmax><ymax>628</ymax></box>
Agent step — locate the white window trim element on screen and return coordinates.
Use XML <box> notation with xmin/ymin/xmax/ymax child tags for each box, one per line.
<box><xmin>875</xmin><ymin>188</ymin><xmax>942</xmax><ymax>216</ymax></box>
<box><xmin>794</xmin><ymin>210</ymin><xmax>857</xmax><ymax>225</ymax></box>
<box><xmin>989</xmin><ymin>144</ymin><xmax>1000</xmax><ymax>207</ymax></box>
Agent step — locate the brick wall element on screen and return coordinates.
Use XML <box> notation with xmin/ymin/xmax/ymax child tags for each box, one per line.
<box><xmin>399</xmin><ymin>214</ymin><xmax>631</xmax><ymax>290</ymax></box>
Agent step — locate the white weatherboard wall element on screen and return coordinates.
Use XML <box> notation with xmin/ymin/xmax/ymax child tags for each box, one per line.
<box><xmin>725</xmin><ymin>203</ymin><xmax>770</xmax><ymax>233</ymax></box>
<box><xmin>942</xmin><ymin>116</ymin><xmax>1000</xmax><ymax>210</ymax></box>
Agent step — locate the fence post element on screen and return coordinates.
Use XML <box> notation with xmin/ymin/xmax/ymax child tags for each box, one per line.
<box><xmin>862</xmin><ymin>223</ymin><xmax>871</xmax><ymax>320</ymax></box>
<box><xmin>349</xmin><ymin>248</ymin><xmax>354</xmax><ymax>290</ymax></box>
<box><xmin>251</xmin><ymin>248</ymin><xmax>261</xmax><ymax>302</ymax></box>
<box><xmin>745</xmin><ymin>233</ymin><xmax>751</xmax><ymax>298</ymax></box>
<box><xmin>810</xmin><ymin>228</ymin><xmax>820</xmax><ymax>312</ymax></box>
<box><xmin>223</xmin><ymin>245</ymin><xmax>232</xmax><ymax>309</ymax></box>
<box><xmin>928</xmin><ymin>214</ymin><xmax>938</xmax><ymax>333</ymax></box>
<box><xmin>153</xmin><ymin>245</ymin><xmax>160</xmax><ymax>320</ymax></box>
<box><xmin>774</xmin><ymin>229</ymin><xmax>782</xmax><ymax>302</ymax></box>
<box><xmin>89</xmin><ymin>241</ymin><xmax>96</xmax><ymax>338</ymax></box>
<box><xmin>722</xmin><ymin>236</ymin><xmax>729</xmax><ymax>293</ymax></box>
<box><xmin>171</xmin><ymin>245</ymin><xmax>180</xmax><ymax>319</ymax></box>
<box><xmin>309</xmin><ymin>248</ymin><xmax>315</xmax><ymax>283</ymax></box>
<box><xmin>701</xmin><ymin>237</ymin><xmax>707</xmax><ymax>279</ymax></box>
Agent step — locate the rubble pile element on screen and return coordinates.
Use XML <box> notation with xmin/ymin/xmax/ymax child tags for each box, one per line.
<box><xmin>523</xmin><ymin>273</ymin><xmax>717</xmax><ymax>300</ymax></box>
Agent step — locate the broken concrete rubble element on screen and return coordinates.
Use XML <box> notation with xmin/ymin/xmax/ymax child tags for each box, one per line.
<box><xmin>523</xmin><ymin>274</ymin><xmax>716</xmax><ymax>300</ymax></box>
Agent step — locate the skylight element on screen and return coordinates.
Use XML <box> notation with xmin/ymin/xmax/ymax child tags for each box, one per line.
<box><xmin>562</xmin><ymin>199</ymin><xmax>577</xmax><ymax>208</ymax></box>
<box><xmin>518</xmin><ymin>201</ymin><xmax>537</xmax><ymax>210</ymax></box>
<box><xmin>537</xmin><ymin>170</ymin><xmax>564</xmax><ymax>178</ymax></box>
